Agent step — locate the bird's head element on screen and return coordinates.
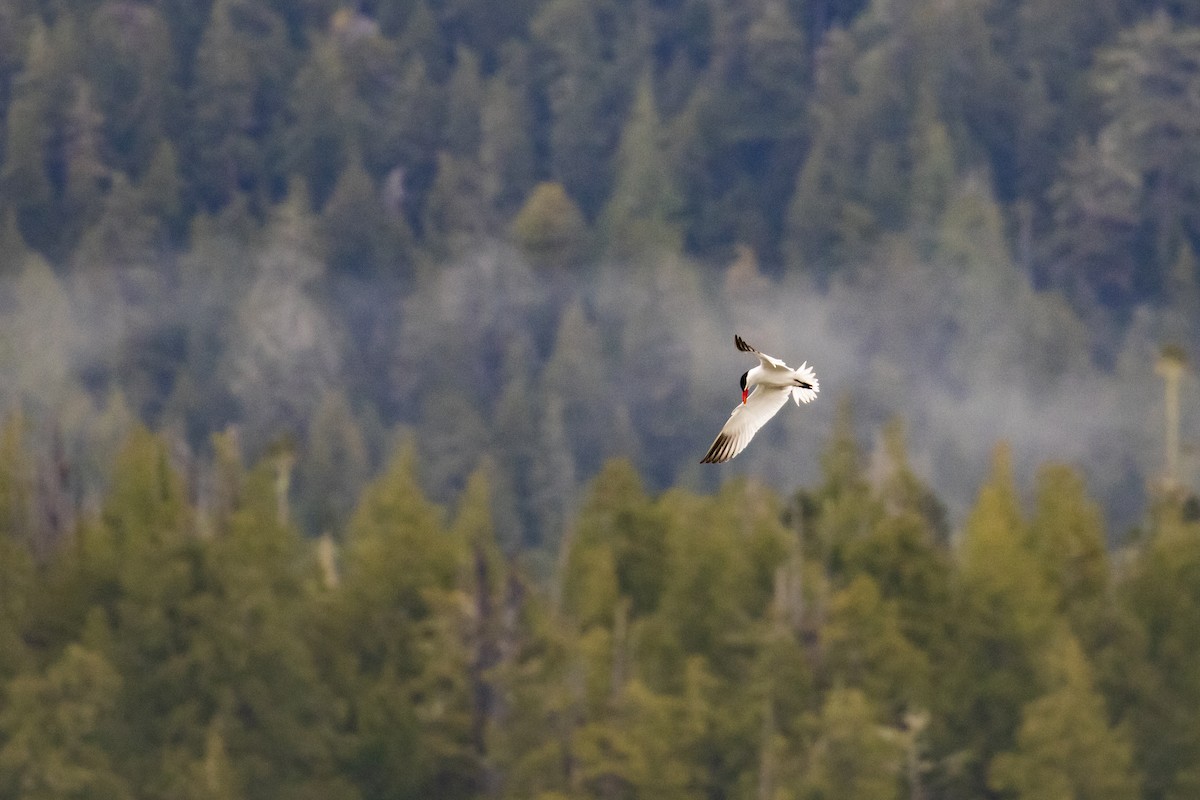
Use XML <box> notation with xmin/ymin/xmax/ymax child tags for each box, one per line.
<box><xmin>739</xmin><ymin>371</ymin><xmax>749</xmax><ymax>404</ymax></box>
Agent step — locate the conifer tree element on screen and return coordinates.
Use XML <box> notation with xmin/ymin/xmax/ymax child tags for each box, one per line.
<box><xmin>445</xmin><ymin>46</ymin><xmax>483</xmax><ymax>160</ymax></box>
<box><xmin>811</xmin><ymin>398</ymin><xmax>880</xmax><ymax>578</ymax></box>
<box><xmin>1118</xmin><ymin>514</ymin><xmax>1200</xmax><ymax>800</ymax></box>
<box><xmin>1095</xmin><ymin>14</ymin><xmax>1200</xmax><ymax>276</ymax></box>
<box><xmin>285</xmin><ymin>35</ymin><xmax>358</xmax><ymax>205</ymax></box>
<box><xmin>908</xmin><ymin>91</ymin><xmax>956</xmax><ymax>233</ymax></box>
<box><xmin>823</xmin><ymin>574</ymin><xmax>930</xmax><ymax>716</ymax></box>
<box><xmin>936</xmin><ymin>444</ymin><xmax>1059</xmax><ymax>797</ymax></box>
<box><xmin>297</xmin><ymin>389</ymin><xmax>369</xmax><ymax>538</ymax></box>
<box><xmin>323</xmin><ymin>441</ymin><xmax>477</xmax><ymax>800</ymax></box>
<box><xmin>989</xmin><ymin>636</ymin><xmax>1140</xmax><ymax>800</ymax></box>
<box><xmin>225</xmin><ymin>183</ymin><xmax>342</xmax><ymax>448</ymax></box>
<box><xmin>0</xmin><ymin>413</ymin><xmax>34</xmax><ymax>680</ymax></box>
<box><xmin>600</xmin><ymin>75</ymin><xmax>682</xmax><ymax>259</ymax></box>
<box><xmin>563</xmin><ymin>460</ymin><xmax>666</xmax><ymax>627</ymax></box>
<box><xmin>540</xmin><ymin>301</ymin><xmax>636</xmax><ymax>477</ymax></box>
<box><xmin>59</xmin><ymin>78</ymin><xmax>109</xmax><ymax>245</ymax></box>
<box><xmin>531</xmin><ymin>0</ymin><xmax>631</xmax><ymax>218</ymax></box>
<box><xmin>2</xmin><ymin>18</ymin><xmax>58</xmax><ymax>249</ymax></box>
<box><xmin>187</xmin><ymin>0</ymin><xmax>293</xmax><ymax>212</ymax></box>
<box><xmin>85</xmin><ymin>2</ymin><xmax>175</xmax><ymax>176</ymax></box>
<box><xmin>321</xmin><ymin>153</ymin><xmax>412</xmax><ymax>277</ymax></box>
<box><xmin>421</xmin><ymin>151</ymin><xmax>490</xmax><ymax>258</ymax></box>
<box><xmin>511</xmin><ymin>182</ymin><xmax>588</xmax><ymax>271</ymax></box>
<box><xmin>1027</xmin><ymin>464</ymin><xmax>1110</xmax><ymax>638</ymax></box>
<box><xmin>799</xmin><ymin>688</ymin><xmax>903</xmax><ymax>800</ymax></box>
<box><xmin>138</xmin><ymin>140</ymin><xmax>184</xmax><ymax>238</ymax></box>
<box><xmin>480</xmin><ymin>48</ymin><xmax>537</xmax><ymax>218</ymax></box>
<box><xmin>0</xmin><ymin>644</ymin><xmax>131</xmax><ymax>800</ymax></box>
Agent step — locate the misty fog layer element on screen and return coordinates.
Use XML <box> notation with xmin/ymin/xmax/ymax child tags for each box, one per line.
<box><xmin>2</xmin><ymin>205</ymin><xmax>1187</xmax><ymax>547</ymax></box>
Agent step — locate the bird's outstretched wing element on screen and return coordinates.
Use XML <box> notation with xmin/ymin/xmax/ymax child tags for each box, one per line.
<box><xmin>735</xmin><ymin>334</ymin><xmax>788</xmax><ymax>369</ymax></box>
<box><xmin>700</xmin><ymin>385</ymin><xmax>791</xmax><ymax>463</ymax></box>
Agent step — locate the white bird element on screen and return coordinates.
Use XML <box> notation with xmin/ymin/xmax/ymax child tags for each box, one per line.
<box><xmin>700</xmin><ymin>335</ymin><xmax>819</xmax><ymax>464</ymax></box>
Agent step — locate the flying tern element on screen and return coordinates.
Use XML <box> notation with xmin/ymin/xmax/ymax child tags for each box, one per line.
<box><xmin>700</xmin><ymin>335</ymin><xmax>819</xmax><ymax>464</ymax></box>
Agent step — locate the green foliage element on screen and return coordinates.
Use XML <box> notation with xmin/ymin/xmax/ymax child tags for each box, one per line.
<box><xmin>1118</xmin><ymin>515</ymin><xmax>1200</xmax><ymax>800</ymax></box>
<box><xmin>2</xmin><ymin>2</ymin><xmax>1200</xmax><ymax>797</ymax></box>
<box><xmin>0</xmin><ymin>403</ymin><xmax>1194</xmax><ymax>800</ymax></box>
<box><xmin>1028</xmin><ymin>464</ymin><xmax>1110</xmax><ymax>625</ymax></box>
<box><xmin>990</xmin><ymin>636</ymin><xmax>1141</xmax><ymax>800</ymax></box>
<box><xmin>935</xmin><ymin>444</ymin><xmax>1060</xmax><ymax>796</ymax></box>
<box><xmin>2</xmin><ymin>18</ymin><xmax>58</xmax><ymax>249</ymax></box>
<box><xmin>511</xmin><ymin>182</ymin><xmax>588</xmax><ymax>270</ymax></box>
<box><xmin>1095</xmin><ymin>15</ymin><xmax>1200</xmax><ymax>267</ymax></box>
<box><xmin>799</xmin><ymin>688</ymin><xmax>903</xmax><ymax>800</ymax></box>
<box><xmin>0</xmin><ymin>0</ymin><xmax>1184</xmax><ymax>314</ymax></box>
<box><xmin>296</xmin><ymin>389</ymin><xmax>370</xmax><ymax>537</ymax></box>
<box><xmin>600</xmin><ymin>76</ymin><xmax>682</xmax><ymax>259</ymax></box>
<box><xmin>0</xmin><ymin>414</ymin><xmax>34</xmax><ymax>679</ymax></box>
<box><xmin>0</xmin><ymin>644</ymin><xmax>131</xmax><ymax>800</ymax></box>
<box><xmin>320</xmin><ymin>154</ymin><xmax>413</xmax><ymax>278</ymax></box>
<box><xmin>823</xmin><ymin>574</ymin><xmax>930</xmax><ymax>716</ymax></box>
<box><xmin>563</xmin><ymin>460</ymin><xmax>665</xmax><ymax>625</ymax></box>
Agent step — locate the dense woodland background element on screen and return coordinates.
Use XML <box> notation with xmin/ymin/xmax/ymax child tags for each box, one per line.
<box><xmin>3</xmin><ymin>0</ymin><xmax>1200</xmax><ymax>798</ymax></box>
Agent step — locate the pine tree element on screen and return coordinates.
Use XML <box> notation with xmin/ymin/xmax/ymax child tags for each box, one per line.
<box><xmin>297</xmin><ymin>389</ymin><xmax>370</xmax><ymax>538</ymax></box>
<box><xmin>445</xmin><ymin>46</ymin><xmax>483</xmax><ymax>159</ymax></box>
<box><xmin>421</xmin><ymin>151</ymin><xmax>491</xmax><ymax>258</ymax></box>
<box><xmin>652</xmin><ymin>481</ymin><xmax>789</xmax><ymax>681</ymax></box>
<box><xmin>186</xmin><ymin>459</ymin><xmax>352</xmax><ymax>800</ymax></box>
<box><xmin>989</xmin><ymin>636</ymin><xmax>1140</xmax><ymax>800</ymax></box>
<box><xmin>187</xmin><ymin>0</ymin><xmax>294</xmax><ymax>212</ymax></box>
<box><xmin>225</xmin><ymin>183</ymin><xmax>342</xmax><ymax>449</ymax></box>
<box><xmin>2</xmin><ymin>18</ymin><xmax>58</xmax><ymax>250</ymax></box>
<box><xmin>1027</xmin><ymin>464</ymin><xmax>1111</xmax><ymax>639</ymax></box>
<box><xmin>908</xmin><ymin>91</ymin><xmax>956</xmax><ymax>233</ymax></box>
<box><xmin>452</xmin><ymin>463</ymin><xmax>513</xmax><ymax>795</ymax></box>
<box><xmin>285</xmin><ymin>35</ymin><xmax>358</xmax><ymax>206</ymax></box>
<box><xmin>0</xmin><ymin>413</ymin><xmax>34</xmax><ymax>681</ymax></box>
<box><xmin>84</xmin><ymin>2</ymin><xmax>175</xmax><ymax>176</ymax></box>
<box><xmin>540</xmin><ymin>301</ymin><xmax>637</xmax><ymax>477</ymax></box>
<box><xmin>823</xmin><ymin>574</ymin><xmax>930</xmax><ymax>716</ymax></box>
<box><xmin>562</xmin><ymin>460</ymin><xmax>666</xmax><ymax>627</ymax></box>
<box><xmin>531</xmin><ymin>0</ymin><xmax>631</xmax><ymax>218</ymax></box>
<box><xmin>320</xmin><ymin>153</ymin><xmax>412</xmax><ymax>277</ymax></box>
<box><xmin>799</xmin><ymin>688</ymin><xmax>903</xmax><ymax>800</ymax></box>
<box><xmin>323</xmin><ymin>440</ymin><xmax>477</xmax><ymax>800</ymax></box>
<box><xmin>600</xmin><ymin>75</ymin><xmax>682</xmax><ymax>259</ymax></box>
<box><xmin>1045</xmin><ymin>134</ymin><xmax>1140</xmax><ymax>310</ymax></box>
<box><xmin>511</xmin><ymin>182</ymin><xmax>588</xmax><ymax>271</ymax></box>
<box><xmin>0</xmin><ymin>644</ymin><xmax>131</xmax><ymax>800</ymax></box>
<box><xmin>811</xmin><ymin>398</ymin><xmax>880</xmax><ymax>579</ymax></box>
<box><xmin>1095</xmin><ymin>13</ymin><xmax>1200</xmax><ymax>278</ymax></box>
<box><xmin>480</xmin><ymin>46</ymin><xmax>538</xmax><ymax>218</ymax></box>
<box><xmin>1118</xmin><ymin>514</ymin><xmax>1200</xmax><ymax>800</ymax></box>
<box><xmin>59</xmin><ymin>78</ymin><xmax>110</xmax><ymax>245</ymax></box>
<box><xmin>82</xmin><ymin>431</ymin><xmax>353</xmax><ymax>798</ymax></box>
<box><xmin>934</xmin><ymin>444</ymin><xmax>1061</xmax><ymax>796</ymax></box>
<box><xmin>570</xmin><ymin>678</ymin><xmax>698</xmax><ymax>800</ymax></box>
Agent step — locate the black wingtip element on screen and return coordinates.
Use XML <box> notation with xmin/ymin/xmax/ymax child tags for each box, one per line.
<box><xmin>700</xmin><ymin>433</ymin><xmax>734</xmax><ymax>464</ymax></box>
<box><xmin>735</xmin><ymin>334</ymin><xmax>754</xmax><ymax>353</ymax></box>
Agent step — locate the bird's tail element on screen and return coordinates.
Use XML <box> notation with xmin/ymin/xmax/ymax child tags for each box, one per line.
<box><xmin>791</xmin><ymin>362</ymin><xmax>819</xmax><ymax>405</ymax></box>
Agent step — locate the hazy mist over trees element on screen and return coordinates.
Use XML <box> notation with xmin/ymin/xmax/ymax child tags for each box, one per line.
<box><xmin>2</xmin><ymin>0</ymin><xmax>1200</xmax><ymax>797</ymax></box>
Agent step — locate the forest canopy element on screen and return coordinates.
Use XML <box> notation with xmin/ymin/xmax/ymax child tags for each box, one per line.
<box><xmin>3</xmin><ymin>0</ymin><xmax>1200</xmax><ymax>797</ymax></box>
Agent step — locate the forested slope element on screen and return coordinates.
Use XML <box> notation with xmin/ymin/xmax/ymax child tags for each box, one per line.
<box><xmin>3</xmin><ymin>418</ymin><xmax>1199</xmax><ymax>799</ymax></box>
<box><xmin>1</xmin><ymin>0</ymin><xmax>1198</xmax><ymax>541</ymax></box>
<box><xmin>3</xmin><ymin>0</ymin><xmax>1200</xmax><ymax>796</ymax></box>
